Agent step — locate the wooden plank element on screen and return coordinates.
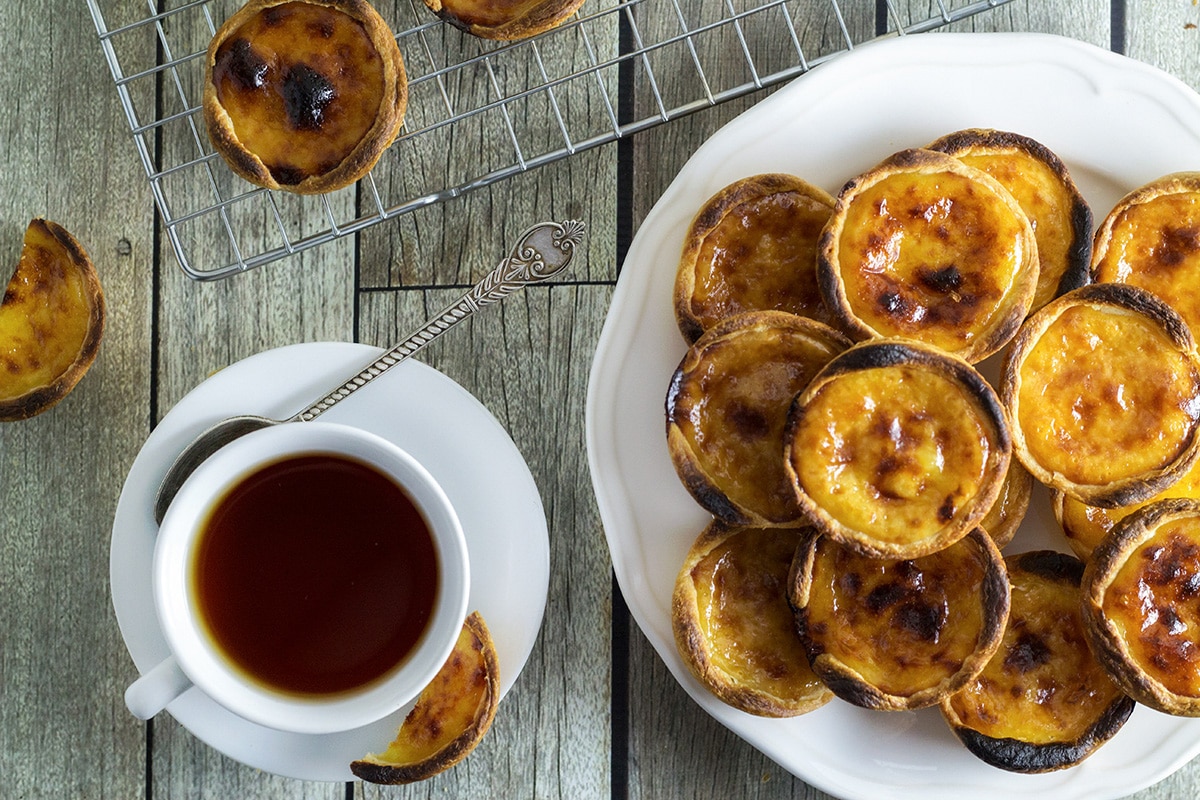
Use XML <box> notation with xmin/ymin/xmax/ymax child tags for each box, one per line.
<box><xmin>0</xmin><ymin>1</ymin><xmax>153</xmax><ymax>798</ymax></box>
<box><xmin>354</xmin><ymin>283</ymin><xmax>614</xmax><ymax>798</ymax></box>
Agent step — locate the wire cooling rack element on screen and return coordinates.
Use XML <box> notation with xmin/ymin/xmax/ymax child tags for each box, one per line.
<box><xmin>88</xmin><ymin>0</ymin><xmax>1014</xmax><ymax>280</ymax></box>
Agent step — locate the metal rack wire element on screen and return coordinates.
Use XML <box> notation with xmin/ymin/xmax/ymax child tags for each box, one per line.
<box><xmin>87</xmin><ymin>0</ymin><xmax>1014</xmax><ymax>280</ymax></box>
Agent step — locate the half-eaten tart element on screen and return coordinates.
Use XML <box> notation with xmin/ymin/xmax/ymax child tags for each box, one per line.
<box><xmin>784</xmin><ymin>339</ymin><xmax>1011</xmax><ymax>559</ymax></box>
<box><xmin>424</xmin><ymin>0</ymin><xmax>586</xmax><ymax>40</ymax></box>
<box><xmin>672</xmin><ymin>522</ymin><xmax>833</xmax><ymax>717</ymax></box>
<box><xmin>817</xmin><ymin>147</ymin><xmax>1038</xmax><ymax>363</ymax></box>
<box><xmin>666</xmin><ymin>311</ymin><xmax>851</xmax><ymax>527</ymax></box>
<box><xmin>204</xmin><ymin>0</ymin><xmax>408</xmax><ymax>194</ymax></box>
<box><xmin>674</xmin><ymin>173</ymin><xmax>837</xmax><ymax>343</ymax></box>
<box><xmin>941</xmin><ymin>550</ymin><xmax>1134</xmax><ymax>773</ymax></box>
<box><xmin>926</xmin><ymin>128</ymin><xmax>1092</xmax><ymax>314</ymax></box>
<box><xmin>1054</xmin><ymin>455</ymin><xmax>1200</xmax><ymax>561</ymax></box>
<box><xmin>788</xmin><ymin>527</ymin><xmax>1010</xmax><ymax>712</ymax></box>
<box><xmin>1092</xmin><ymin>172</ymin><xmax>1200</xmax><ymax>335</ymax></box>
<box><xmin>0</xmin><ymin>219</ymin><xmax>105</xmax><ymax>421</ymax></box>
<box><xmin>1000</xmin><ymin>283</ymin><xmax>1200</xmax><ymax>508</ymax></box>
<box><xmin>1082</xmin><ymin>498</ymin><xmax>1200</xmax><ymax>716</ymax></box>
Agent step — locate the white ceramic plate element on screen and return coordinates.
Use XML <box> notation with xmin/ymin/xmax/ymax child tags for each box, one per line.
<box><xmin>112</xmin><ymin>342</ymin><xmax>548</xmax><ymax>782</ymax></box>
<box><xmin>586</xmin><ymin>32</ymin><xmax>1200</xmax><ymax>799</ymax></box>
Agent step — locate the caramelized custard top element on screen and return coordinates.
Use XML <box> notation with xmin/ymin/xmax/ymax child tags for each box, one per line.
<box><xmin>1016</xmin><ymin>304</ymin><xmax>1200</xmax><ymax>486</ymax></box>
<box><xmin>837</xmin><ymin>170</ymin><xmax>1029</xmax><ymax>354</ymax></box>
<box><xmin>1104</xmin><ymin>520</ymin><xmax>1200</xmax><ymax>697</ymax></box>
<box><xmin>1093</xmin><ymin>191</ymin><xmax>1200</xmax><ymax>335</ymax></box>
<box><xmin>212</xmin><ymin>2</ymin><xmax>386</xmax><ymax>185</ymax></box>
<box><xmin>800</xmin><ymin>535</ymin><xmax>991</xmax><ymax>697</ymax></box>
<box><xmin>688</xmin><ymin>191</ymin><xmax>834</xmax><ymax>330</ymax></box>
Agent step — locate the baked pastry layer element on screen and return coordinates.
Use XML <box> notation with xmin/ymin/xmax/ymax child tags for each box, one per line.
<box><xmin>1092</xmin><ymin>172</ymin><xmax>1200</xmax><ymax>335</ymax></box>
<box><xmin>1083</xmin><ymin>498</ymin><xmax>1200</xmax><ymax>715</ymax></box>
<box><xmin>672</xmin><ymin>523</ymin><xmax>832</xmax><ymax>717</ymax></box>
<box><xmin>942</xmin><ymin>550</ymin><xmax>1133</xmax><ymax>773</ymax></box>
<box><xmin>789</xmin><ymin>528</ymin><xmax>1009</xmax><ymax>711</ymax></box>
<box><xmin>674</xmin><ymin>173</ymin><xmax>836</xmax><ymax>343</ymax></box>
<box><xmin>667</xmin><ymin>311</ymin><xmax>850</xmax><ymax>526</ymax></box>
<box><xmin>785</xmin><ymin>339</ymin><xmax>1010</xmax><ymax>558</ymax></box>
<box><xmin>1001</xmin><ymin>283</ymin><xmax>1200</xmax><ymax>507</ymax></box>
<box><xmin>204</xmin><ymin>0</ymin><xmax>407</xmax><ymax>194</ymax></box>
<box><xmin>817</xmin><ymin>148</ymin><xmax>1038</xmax><ymax>363</ymax></box>
<box><xmin>425</xmin><ymin>0</ymin><xmax>586</xmax><ymax>40</ymax></box>
<box><xmin>927</xmin><ymin>128</ymin><xmax>1091</xmax><ymax>313</ymax></box>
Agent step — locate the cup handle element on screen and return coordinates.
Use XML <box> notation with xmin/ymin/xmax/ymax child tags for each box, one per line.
<box><xmin>125</xmin><ymin>656</ymin><xmax>193</xmax><ymax>720</ymax></box>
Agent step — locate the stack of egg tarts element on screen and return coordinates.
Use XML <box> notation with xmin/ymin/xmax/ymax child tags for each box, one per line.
<box><xmin>667</xmin><ymin>129</ymin><xmax>1200</xmax><ymax>774</ymax></box>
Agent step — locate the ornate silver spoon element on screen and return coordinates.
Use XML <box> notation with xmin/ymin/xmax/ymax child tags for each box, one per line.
<box><xmin>152</xmin><ymin>219</ymin><xmax>585</xmax><ymax>525</ymax></box>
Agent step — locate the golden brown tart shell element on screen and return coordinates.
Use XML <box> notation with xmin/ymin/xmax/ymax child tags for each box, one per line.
<box><xmin>674</xmin><ymin>173</ymin><xmax>836</xmax><ymax>343</ymax></box>
<box><xmin>0</xmin><ymin>219</ymin><xmax>104</xmax><ymax>421</ymax></box>
<box><xmin>926</xmin><ymin>128</ymin><xmax>1091</xmax><ymax>313</ymax></box>
<box><xmin>789</xmin><ymin>528</ymin><xmax>1010</xmax><ymax>711</ymax></box>
<box><xmin>203</xmin><ymin>0</ymin><xmax>407</xmax><ymax>194</ymax></box>
<box><xmin>425</xmin><ymin>0</ymin><xmax>586</xmax><ymax>40</ymax></box>
<box><xmin>1082</xmin><ymin>498</ymin><xmax>1200</xmax><ymax>716</ymax></box>
<box><xmin>979</xmin><ymin>459</ymin><xmax>1033</xmax><ymax>550</ymax></box>
<box><xmin>351</xmin><ymin>611</ymin><xmax>500</xmax><ymax>784</ymax></box>
<box><xmin>671</xmin><ymin>522</ymin><xmax>833</xmax><ymax>717</ymax></box>
<box><xmin>941</xmin><ymin>550</ymin><xmax>1134</xmax><ymax>773</ymax></box>
<box><xmin>1000</xmin><ymin>283</ymin><xmax>1200</xmax><ymax>508</ymax></box>
<box><xmin>666</xmin><ymin>311</ymin><xmax>851</xmax><ymax>527</ymax></box>
<box><xmin>817</xmin><ymin>147</ymin><xmax>1038</xmax><ymax>363</ymax></box>
<box><xmin>785</xmin><ymin>338</ymin><xmax>1011</xmax><ymax>559</ymax></box>
<box><xmin>1092</xmin><ymin>172</ymin><xmax>1200</xmax><ymax>336</ymax></box>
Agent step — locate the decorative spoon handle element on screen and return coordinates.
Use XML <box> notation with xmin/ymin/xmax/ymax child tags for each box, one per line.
<box><xmin>291</xmin><ymin>219</ymin><xmax>586</xmax><ymax>423</ymax></box>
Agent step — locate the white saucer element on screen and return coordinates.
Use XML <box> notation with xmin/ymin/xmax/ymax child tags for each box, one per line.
<box><xmin>111</xmin><ymin>342</ymin><xmax>549</xmax><ymax>782</ymax></box>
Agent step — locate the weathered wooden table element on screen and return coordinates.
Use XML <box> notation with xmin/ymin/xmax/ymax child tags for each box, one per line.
<box><xmin>4</xmin><ymin>1</ymin><xmax>1200</xmax><ymax>798</ymax></box>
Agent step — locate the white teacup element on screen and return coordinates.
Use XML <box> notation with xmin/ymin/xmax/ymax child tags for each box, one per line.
<box><xmin>125</xmin><ymin>421</ymin><xmax>470</xmax><ymax>735</ymax></box>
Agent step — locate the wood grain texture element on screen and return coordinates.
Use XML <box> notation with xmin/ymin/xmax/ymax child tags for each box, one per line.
<box><xmin>0</xmin><ymin>1</ymin><xmax>153</xmax><ymax>798</ymax></box>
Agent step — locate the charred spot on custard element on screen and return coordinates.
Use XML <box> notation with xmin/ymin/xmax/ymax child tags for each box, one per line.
<box><xmin>261</xmin><ymin>6</ymin><xmax>290</xmax><ymax>26</ymax></box>
<box><xmin>937</xmin><ymin>495</ymin><xmax>957</xmax><ymax>523</ymax></box>
<box><xmin>919</xmin><ymin>265</ymin><xmax>964</xmax><ymax>294</ymax></box>
<box><xmin>895</xmin><ymin>600</ymin><xmax>945</xmax><ymax>642</ymax></box>
<box><xmin>1156</xmin><ymin>225</ymin><xmax>1200</xmax><ymax>268</ymax></box>
<box><xmin>282</xmin><ymin>63</ymin><xmax>337</xmax><ymax>131</ymax></box>
<box><xmin>222</xmin><ymin>38</ymin><xmax>270</xmax><ymax>91</ymax></box>
<box><xmin>865</xmin><ymin>582</ymin><xmax>907</xmax><ymax>613</ymax></box>
<box><xmin>879</xmin><ymin>290</ymin><xmax>907</xmax><ymax>316</ymax></box>
<box><xmin>1003</xmin><ymin>631</ymin><xmax>1052</xmax><ymax>673</ymax></box>
<box><xmin>726</xmin><ymin>401</ymin><xmax>770</xmax><ymax>440</ymax></box>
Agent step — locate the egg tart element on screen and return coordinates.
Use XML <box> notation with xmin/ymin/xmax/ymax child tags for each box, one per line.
<box><xmin>1092</xmin><ymin>172</ymin><xmax>1200</xmax><ymax>335</ymax></box>
<box><xmin>1055</xmin><ymin>456</ymin><xmax>1200</xmax><ymax>561</ymax></box>
<box><xmin>817</xmin><ymin>148</ymin><xmax>1038</xmax><ymax>363</ymax></box>
<box><xmin>0</xmin><ymin>219</ymin><xmax>105</xmax><ymax>422</ymax></box>
<box><xmin>784</xmin><ymin>339</ymin><xmax>1011</xmax><ymax>559</ymax></box>
<box><xmin>674</xmin><ymin>174</ymin><xmax>836</xmax><ymax>343</ymax></box>
<box><xmin>204</xmin><ymin>0</ymin><xmax>408</xmax><ymax>194</ymax></box>
<box><xmin>979</xmin><ymin>460</ymin><xmax>1033</xmax><ymax>550</ymax></box>
<box><xmin>1000</xmin><ymin>283</ymin><xmax>1200</xmax><ymax>508</ymax></box>
<box><xmin>926</xmin><ymin>129</ymin><xmax>1091</xmax><ymax>313</ymax></box>
<box><xmin>424</xmin><ymin>0</ymin><xmax>586</xmax><ymax>40</ymax></box>
<box><xmin>1082</xmin><ymin>498</ymin><xmax>1200</xmax><ymax>716</ymax></box>
<box><xmin>671</xmin><ymin>522</ymin><xmax>833</xmax><ymax>717</ymax></box>
<box><xmin>666</xmin><ymin>311</ymin><xmax>851</xmax><ymax>527</ymax></box>
<box><xmin>941</xmin><ymin>550</ymin><xmax>1134</xmax><ymax>773</ymax></box>
<box><xmin>789</xmin><ymin>528</ymin><xmax>1009</xmax><ymax>711</ymax></box>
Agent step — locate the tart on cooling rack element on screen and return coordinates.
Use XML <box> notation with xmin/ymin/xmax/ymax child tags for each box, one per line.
<box><xmin>1054</xmin><ymin>456</ymin><xmax>1200</xmax><ymax>561</ymax></box>
<box><xmin>424</xmin><ymin>0</ymin><xmax>586</xmax><ymax>40</ymax></box>
<box><xmin>674</xmin><ymin>173</ymin><xmax>837</xmax><ymax>343</ymax></box>
<box><xmin>926</xmin><ymin>128</ymin><xmax>1091</xmax><ymax>314</ymax></box>
<box><xmin>941</xmin><ymin>550</ymin><xmax>1134</xmax><ymax>773</ymax></box>
<box><xmin>666</xmin><ymin>311</ymin><xmax>851</xmax><ymax>527</ymax></box>
<box><xmin>671</xmin><ymin>522</ymin><xmax>833</xmax><ymax>717</ymax></box>
<box><xmin>1000</xmin><ymin>283</ymin><xmax>1200</xmax><ymax>508</ymax></box>
<box><xmin>817</xmin><ymin>148</ymin><xmax>1038</xmax><ymax>363</ymax></box>
<box><xmin>1082</xmin><ymin>498</ymin><xmax>1200</xmax><ymax>716</ymax></box>
<box><xmin>784</xmin><ymin>339</ymin><xmax>1011</xmax><ymax>559</ymax></box>
<box><xmin>789</xmin><ymin>528</ymin><xmax>1009</xmax><ymax>712</ymax></box>
<box><xmin>203</xmin><ymin>0</ymin><xmax>408</xmax><ymax>194</ymax></box>
<box><xmin>1092</xmin><ymin>172</ymin><xmax>1200</xmax><ymax>335</ymax></box>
